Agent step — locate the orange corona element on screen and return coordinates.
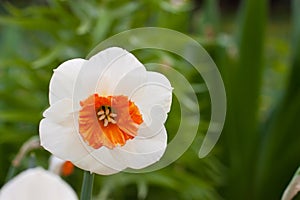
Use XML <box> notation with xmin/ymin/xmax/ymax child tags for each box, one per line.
<box><xmin>79</xmin><ymin>94</ymin><xmax>143</xmax><ymax>149</ymax></box>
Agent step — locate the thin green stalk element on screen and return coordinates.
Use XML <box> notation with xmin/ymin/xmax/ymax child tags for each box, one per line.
<box><xmin>5</xmin><ymin>166</ymin><xmax>16</xmax><ymax>182</ymax></box>
<box><xmin>281</xmin><ymin>166</ymin><xmax>300</xmax><ymax>200</ymax></box>
<box><xmin>80</xmin><ymin>171</ymin><xmax>95</xmax><ymax>200</ymax></box>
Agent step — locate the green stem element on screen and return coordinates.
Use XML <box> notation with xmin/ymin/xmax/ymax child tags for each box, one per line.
<box><xmin>282</xmin><ymin>166</ymin><xmax>300</xmax><ymax>200</ymax></box>
<box><xmin>5</xmin><ymin>166</ymin><xmax>16</xmax><ymax>182</ymax></box>
<box><xmin>80</xmin><ymin>170</ymin><xmax>95</xmax><ymax>200</ymax></box>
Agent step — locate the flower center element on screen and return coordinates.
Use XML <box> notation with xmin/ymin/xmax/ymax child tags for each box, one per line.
<box><xmin>97</xmin><ymin>105</ymin><xmax>117</xmax><ymax>127</ymax></box>
<box><xmin>79</xmin><ymin>94</ymin><xmax>143</xmax><ymax>149</ymax></box>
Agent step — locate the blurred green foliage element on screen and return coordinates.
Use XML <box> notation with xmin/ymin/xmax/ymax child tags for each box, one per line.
<box><xmin>0</xmin><ymin>0</ymin><xmax>298</xmax><ymax>199</ymax></box>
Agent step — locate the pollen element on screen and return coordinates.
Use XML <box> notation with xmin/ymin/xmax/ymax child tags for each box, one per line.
<box><xmin>79</xmin><ymin>94</ymin><xmax>143</xmax><ymax>149</ymax></box>
<box><xmin>97</xmin><ymin>106</ymin><xmax>117</xmax><ymax>127</ymax></box>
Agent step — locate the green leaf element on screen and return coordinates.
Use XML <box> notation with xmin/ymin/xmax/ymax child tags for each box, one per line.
<box><xmin>224</xmin><ymin>0</ymin><xmax>268</xmax><ymax>199</ymax></box>
<box><xmin>252</xmin><ymin>0</ymin><xmax>300</xmax><ymax>199</ymax></box>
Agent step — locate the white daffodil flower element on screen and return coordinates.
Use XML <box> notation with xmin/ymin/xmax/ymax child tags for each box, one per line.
<box><xmin>0</xmin><ymin>167</ymin><xmax>78</xmax><ymax>200</ymax></box>
<box><xmin>39</xmin><ymin>47</ymin><xmax>172</xmax><ymax>175</ymax></box>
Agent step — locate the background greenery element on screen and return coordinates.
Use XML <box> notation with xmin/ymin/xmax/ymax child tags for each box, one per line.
<box><xmin>0</xmin><ymin>0</ymin><xmax>298</xmax><ymax>199</ymax></box>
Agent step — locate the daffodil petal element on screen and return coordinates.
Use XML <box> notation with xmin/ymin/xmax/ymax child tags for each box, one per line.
<box><xmin>40</xmin><ymin>99</ymin><xmax>88</xmax><ymax>162</ymax></box>
<box><xmin>0</xmin><ymin>168</ymin><xmax>78</xmax><ymax>200</ymax></box>
<box><xmin>108</xmin><ymin>66</ymin><xmax>147</xmax><ymax>96</ymax></box>
<box><xmin>40</xmin><ymin>118</ymin><xmax>88</xmax><ymax>162</ymax></box>
<box><xmin>40</xmin><ymin>116</ymin><xmax>121</xmax><ymax>175</ymax></box>
<box><xmin>135</xmin><ymin>105</ymin><xmax>167</xmax><ymax>138</ymax></box>
<box><xmin>48</xmin><ymin>155</ymin><xmax>65</xmax><ymax>175</ymax></box>
<box><xmin>43</xmin><ymin>98</ymin><xmax>76</xmax><ymax>123</ymax></box>
<box><xmin>94</xmin><ymin>49</ymin><xmax>146</xmax><ymax>96</ymax></box>
<box><xmin>73</xmin><ymin>47</ymin><xmax>146</xmax><ymax>101</ymax></box>
<box><xmin>89</xmin><ymin>147</ymin><xmax>127</xmax><ymax>171</ymax></box>
<box><xmin>111</xmin><ymin>127</ymin><xmax>167</xmax><ymax>169</ymax></box>
<box><xmin>49</xmin><ymin>58</ymin><xmax>85</xmax><ymax>105</ymax></box>
<box><xmin>73</xmin><ymin>154</ymin><xmax>122</xmax><ymax>175</ymax></box>
<box><xmin>130</xmin><ymin>71</ymin><xmax>172</xmax><ymax>137</ymax></box>
<box><xmin>131</xmin><ymin>71</ymin><xmax>172</xmax><ymax>114</ymax></box>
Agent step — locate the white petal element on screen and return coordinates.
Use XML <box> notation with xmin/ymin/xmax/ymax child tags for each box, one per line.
<box><xmin>73</xmin><ymin>154</ymin><xmax>122</xmax><ymax>175</ymax></box>
<box><xmin>42</xmin><ymin>98</ymin><xmax>76</xmax><ymax>123</ymax></box>
<box><xmin>73</xmin><ymin>47</ymin><xmax>146</xmax><ymax>102</ymax></box>
<box><xmin>130</xmin><ymin>71</ymin><xmax>172</xmax><ymax>137</ymax></box>
<box><xmin>40</xmin><ymin>118</ymin><xmax>88</xmax><ymax>163</ymax></box>
<box><xmin>131</xmin><ymin>71</ymin><xmax>172</xmax><ymax>114</ymax></box>
<box><xmin>41</xmin><ymin>117</ymin><xmax>124</xmax><ymax>175</ymax></box>
<box><xmin>111</xmin><ymin>127</ymin><xmax>167</xmax><ymax>169</ymax></box>
<box><xmin>108</xmin><ymin>66</ymin><xmax>147</xmax><ymax>97</ymax></box>
<box><xmin>0</xmin><ymin>168</ymin><xmax>78</xmax><ymax>200</ymax></box>
<box><xmin>49</xmin><ymin>58</ymin><xmax>86</xmax><ymax>105</ymax></box>
<box><xmin>94</xmin><ymin>49</ymin><xmax>146</xmax><ymax>96</ymax></box>
<box><xmin>137</xmin><ymin>105</ymin><xmax>167</xmax><ymax>138</ymax></box>
<box><xmin>89</xmin><ymin>147</ymin><xmax>127</xmax><ymax>171</ymax></box>
<box><xmin>48</xmin><ymin>155</ymin><xmax>65</xmax><ymax>175</ymax></box>
<box><xmin>40</xmin><ymin>99</ymin><xmax>88</xmax><ymax>163</ymax></box>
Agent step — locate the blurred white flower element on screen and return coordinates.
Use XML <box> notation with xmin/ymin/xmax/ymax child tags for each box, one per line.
<box><xmin>49</xmin><ymin>155</ymin><xmax>74</xmax><ymax>176</ymax></box>
<box><xmin>39</xmin><ymin>47</ymin><xmax>172</xmax><ymax>175</ymax></box>
<box><xmin>0</xmin><ymin>167</ymin><xmax>78</xmax><ymax>200</ymax></box>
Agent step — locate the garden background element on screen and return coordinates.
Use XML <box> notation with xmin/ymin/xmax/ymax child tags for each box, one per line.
<box><xmin>0</xmin><ymin>0</ymin><xmax>299</xmax><ymax>199</ymax></box>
